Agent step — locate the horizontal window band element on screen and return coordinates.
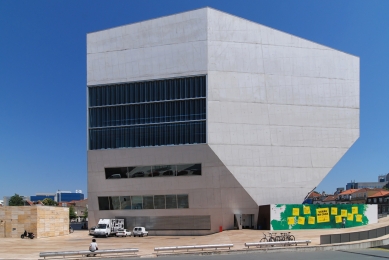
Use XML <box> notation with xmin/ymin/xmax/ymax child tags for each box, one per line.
<box><xmin>89</xmin><ymin>119</ymin><xmax>206</xmax><ymax>129</ymax></box>
<box><xmin>88</xmin><ymin>97</ymin><xmax>206</xmax><ymax>108</ymax></box>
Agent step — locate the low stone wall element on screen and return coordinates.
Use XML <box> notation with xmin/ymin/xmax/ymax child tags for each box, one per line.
<box><xmin>0</xmin><ymin>206</ymin><xmax>69</xmax><ymax>238</ymax></box>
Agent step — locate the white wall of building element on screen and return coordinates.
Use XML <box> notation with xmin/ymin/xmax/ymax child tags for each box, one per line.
<box><xmin>87</xmin><ymin>7</ymin><xmax>359</xmax><ymax>234</ymax></box>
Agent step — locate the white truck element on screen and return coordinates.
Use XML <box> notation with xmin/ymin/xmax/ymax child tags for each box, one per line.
<box><xmin>93</xmin><ymin>219</ymin><xmax>125</xmax><ymax>238</ymax></box>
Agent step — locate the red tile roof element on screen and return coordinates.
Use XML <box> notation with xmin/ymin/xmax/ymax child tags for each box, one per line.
<box><xmin>323</xmin><ymin>195</ymin><xmax>336</xmax><ymax>202</ymax></box>
<box><xmin>368</xmin><ymin>190</ymin><xmax>389</xmax><ymax>198</ymax></box>
<box><xmin>338</xmin><ymin>189</ymin><xmax>359</xmax><ymax>195</ymax></box>
<box><xmin>308</xmin><ymin>191</ymin><xmax>321</xmax><ymax>198</ymax></box>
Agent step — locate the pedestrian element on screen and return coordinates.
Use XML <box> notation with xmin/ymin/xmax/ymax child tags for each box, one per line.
<box><xmin>87</xmin><ymin>238</ymin><xmax>98</xmax><ymax>257</ymax></box>
<box><xmin>341</xmin><ymin>217</ymin><xmax>346</xmax><ymax>228</ymax></box>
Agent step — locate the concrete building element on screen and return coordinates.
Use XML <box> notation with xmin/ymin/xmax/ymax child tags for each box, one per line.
<box><xmin>30</xmin><ymin>193</ymin><xmax>55</xmax><ymax>202</ymax></box>
<box><xmin>346</xmin><ymin>175</ymin><xmax>389</xmax><ymax>190</ymax></box>
<box><xmin>87</xmin><ymin>8</ymin><xmax>359</xmax><ymax>234</ymax></box>
<box><xmin>55</xmin><ymin>190</ymin><xmax>84</xmax><ymax>203</ymax></box>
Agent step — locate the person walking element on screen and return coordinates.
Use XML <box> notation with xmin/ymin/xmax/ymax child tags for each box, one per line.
<box><xmin>87</xmin><ymin>239</ymin><xmax>98</xmax><ymax>257</ymax></box>
<box><xmin>341</xmin><ymin>217</ymin><xmax>346</xmax><ymax>228</ymax></box>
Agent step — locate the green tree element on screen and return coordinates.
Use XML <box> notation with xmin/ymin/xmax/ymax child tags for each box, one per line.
<box><xmin>69</xmin><ymin>205</ymin><xmax>77</xmax><ymax>220</ymax></box>
<box><xmin>83</xmin><ymin>207</ymin><xmax>88</xmax><ymax>221</ymax></box>
<box><xmin>41</xmin><ymin>198</ymin><xmax>58</xmax><ymax>206</ymax></box>
<box><xmin>8</xmin><ymin>194</ymin><xmax>25</xmax><ymax>206</ymax></box>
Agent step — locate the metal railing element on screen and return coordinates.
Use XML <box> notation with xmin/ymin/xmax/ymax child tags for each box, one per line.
<box><xmin>39</xmin><ymin>248</ymin><xmax>139</xmax><ymax>259</ymax></box>
<box><xmin>154</xmin><ymin>244</ymin><xmax>234</xmax><ymax>252</ymax></box>
<box><xmin>245</xmin><ymin>240</ymin><xmax>311</xmax><ymax>248</ymax></box>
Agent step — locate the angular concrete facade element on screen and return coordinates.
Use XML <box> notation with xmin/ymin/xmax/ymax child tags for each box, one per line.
<box><xmin>87</xmin><ymin>8</ymin><xmax>359</xmax><ymax>234</ymax></box>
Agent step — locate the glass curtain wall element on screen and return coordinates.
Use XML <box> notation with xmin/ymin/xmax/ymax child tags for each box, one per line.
<box><xmin>88</xmin><ymin>76</ymin><xmax>206</xmax><ymax>150</ymax></box>
<box><xmin>98</xmin><ymin>194</ymin><xmax>189</xmax><ymax>210</ymax></box>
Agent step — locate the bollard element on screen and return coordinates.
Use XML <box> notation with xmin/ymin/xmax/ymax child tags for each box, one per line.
<box><xmin>219</xmin><ymin>226</ymin><xmax>222</xmax><ymax>232</ymax></box>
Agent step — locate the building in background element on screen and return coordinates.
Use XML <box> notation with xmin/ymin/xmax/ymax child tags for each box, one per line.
<box><xmin>30</xmin><ymin>193</ymin><xmax>55</xmax><ymax>202</ymax></box>
<box><xmin>55</xmin><ymin>190</ymin><xmax>84</xmax><ymax>203</ymax></box>
<box><xmin>3</xmin><ymin>190</ymin><xmax>84</xmax><ymax>205</ymax></box>
<box><xmin>87</xmin><ymin>7</ymin><xmax>360</xmax><ymax>234</ymax></box>
<box><xmin>346</xmin><ymin>174</ymin><xmax>389</xmax><ymax>190</ymax></box>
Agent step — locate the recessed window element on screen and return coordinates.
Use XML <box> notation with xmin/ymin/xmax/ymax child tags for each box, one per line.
<box><xmin>98</xmin><ymin>194</ymin><xmax>189</xmax><ymax>210</ymax></box>
<box><xmin>105</xmin><ymin>164</ymin><xmax>201</xmax><ymax>179</ymax></box>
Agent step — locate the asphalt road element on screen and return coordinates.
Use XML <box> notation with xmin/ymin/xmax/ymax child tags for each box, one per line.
<box><xmin>98</xmin><ymin>249</ymin><xmax>389</xmax><ymax>260</ymax></box>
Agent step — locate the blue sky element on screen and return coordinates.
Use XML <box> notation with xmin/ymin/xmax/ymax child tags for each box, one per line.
<box><xmin>0</xmin><ymin>1</ymin><xmax>388</xmax><ymax>199</ymax></box>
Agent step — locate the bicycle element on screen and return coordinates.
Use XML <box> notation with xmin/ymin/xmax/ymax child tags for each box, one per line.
<box><xmin>279</xmin><ymin>232</ymin><xmax>295</xmax><ymax>246</ymax></box>
<box><xmin>260</xmin><ymin>233</ymin><xmax>268</xmax><ymax>243</ymax></box>
<box><xmin>268</xmin><ymin>232</ymin><xmax>278</xmax><ymax>242</ymax></box>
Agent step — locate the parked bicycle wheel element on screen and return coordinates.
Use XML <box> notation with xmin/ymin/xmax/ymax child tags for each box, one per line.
<box><xmin>260</xmin><ymin>238</ymin><xmax>268</xmax><ymax>243</ymax></box>
<box><xmin>288</xmin><ymin>235</ymin><xmax>295</xmax><ymax>241</ymax></box>
<box><xmin>268</xmin><ymin>237</ymin><xmax>275</xmax><ymax>246</ymax></box>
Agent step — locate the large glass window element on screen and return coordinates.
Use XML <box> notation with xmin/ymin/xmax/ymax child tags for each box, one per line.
<box><xmin>98</xmin><ymin>194</ymin><xmax>189</xmax><ymax>210</ymax></box>
<box><xmin>88</xmin><ymin>75</ymin><xmax>206</xmax><ymax>150</ymax></box>
<box><xmin>104</xmin><ymin>164</ymin><xmax>201</xmax><ymax>179</ymax></box>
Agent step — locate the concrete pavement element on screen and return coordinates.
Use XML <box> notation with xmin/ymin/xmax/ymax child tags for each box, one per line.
<box><xmin>1</xmin><ymin>216</ymin><xmax>389</xmax><ymax>259</ymax></box>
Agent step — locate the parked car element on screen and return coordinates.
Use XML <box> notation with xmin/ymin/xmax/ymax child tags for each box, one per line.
<box><xmin>108</xmin><ymin>174</ymin><xmax>121</xmax><ymax>179</ymax></box>
<box><xmin>131</xmin><ymin>171</ymin><xmax>145</xmax><ymax>178</ymax></box>
<box><xmin>89</xmin><ymin>226</ymin><xmax>96</xmax><ymax>236</ymax></box>
<box><xmin>116</xmin><ymin>228</ymin><xmax>131</xmax><ymax>237</ymax></box>
<box><xmin>133</xmin><ymin>227</ymin><xmax>148</xmax><ymax>237</ymax></box>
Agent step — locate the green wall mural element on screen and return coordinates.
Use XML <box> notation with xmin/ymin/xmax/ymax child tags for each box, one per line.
<box><xmin>270</xmin><ymin>204</ymin><xmax>373</xmax><ymax>230</ymax></box>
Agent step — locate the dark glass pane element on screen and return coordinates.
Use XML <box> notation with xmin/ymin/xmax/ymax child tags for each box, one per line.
<box><xmin>111</xmin><ymin>196</ymin><xmax>121</xmax><ymax>210</ymax></box>
<box><xmin>166</xmin><ymin>195</ymin><xmax>177</xmax><ymax>209</ymax></box>
<box><xmin>105</xmin><ymin>167</ymin><xmax>127</xmax><ymax>179</ymax></box>
<box><xmin>131</xmin><ymin>196</ymin><xmax>143</xmax><ymax>209</ymax></box>
<box><xmin>177</xmin><ymin>194</ymin><xmax>189</xmax><ymax>208</ymax></box>
<box><xmin>154</xmin><ymin>195</ymin><xmax>165</xmax><ymax>209</ymax></box>
<box><xmin>120</xmin><ymin>196</ymin><xmax>131</xmax><ymax>209</ymax></box>
<box><xmin>143</xmin><ymin>196</ymin><xmax>154</xmax><ymax>209</ymax></box>
<box><xmin>128</xmin><ymin>166</ymin><xmax>151</xmax><ymax>178</ymax></box>
<box><xmin>98</xmin><ymin>197</ymin><xmax>110</xmax><ymax>210</ymax></box>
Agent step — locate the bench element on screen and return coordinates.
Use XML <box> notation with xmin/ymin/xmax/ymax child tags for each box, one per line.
<box><xmin>39</xmin><ymin>248</ymin><xmax>139</xmax><ymax>259</ymax></box>
<box><xmin>155</xmin><ymin>244</ymin><xmax>234</xmax><ymax>253</ymax></box>
<box><xmin>245</xmin><ymin>240</ymin><xmax>311</xmax><ymax>248</ymax></box>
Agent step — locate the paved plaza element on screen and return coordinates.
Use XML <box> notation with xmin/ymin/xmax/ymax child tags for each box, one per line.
<box><xmin>0</xmin><ymin>217</ymin><xmax>389</xmax><ymax>259</ymax></box>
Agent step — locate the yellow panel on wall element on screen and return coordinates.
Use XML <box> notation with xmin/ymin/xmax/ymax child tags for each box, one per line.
<box><xmin>288</xmin><ymin>217</ymin><xmax>295</xmax><ymax>225</ymax></box>
<box><xmin>316</xmin><ymin>208</ymin><xmax>330</xmax><ymax>223</ymax></box>
<box><xmin>308</xmin><ymin>217</ymin><xmax>315</xmax><ymax>225</ymax></box>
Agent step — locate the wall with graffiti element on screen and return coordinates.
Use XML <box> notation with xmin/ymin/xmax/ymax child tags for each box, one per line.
<box><xmin>270</xmin><ymin>204</ymin><xmax>377</xmax><ymax>230</ymax></box>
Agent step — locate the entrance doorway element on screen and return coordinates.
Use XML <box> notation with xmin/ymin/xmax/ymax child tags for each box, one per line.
<box><xmin>234</xmin><ymin>214</ymin><xmax>254</xmax><ymax>229</ymax></box>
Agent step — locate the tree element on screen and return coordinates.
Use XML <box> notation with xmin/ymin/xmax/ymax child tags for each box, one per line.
<box><xmin>83</xmin><ymin>207</ymin><xmax>88</xmax><ymax>221</ymax></box>
<box><xmin>8</xmin><ymin>194</ymin><xmax>25</xmax><ymax>206</ymax></box>
<box><xmin>69</xmin><ymin>205</ymin><xmax>77</xmax><ymax>220</ymax></box>
<box><xmin>41</xmin><ymin>198</ymin><xmax>58</xmax><ymax>206</ymax></box>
